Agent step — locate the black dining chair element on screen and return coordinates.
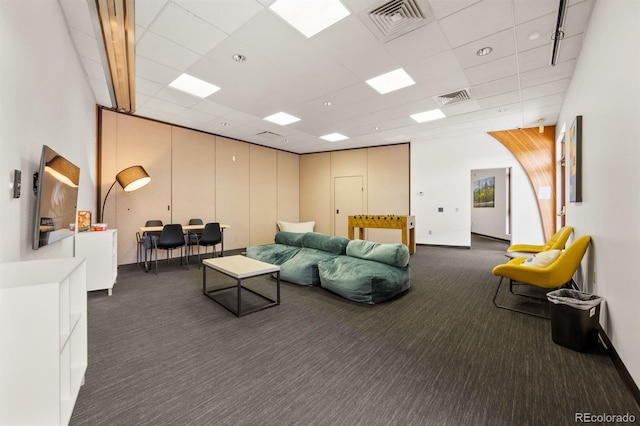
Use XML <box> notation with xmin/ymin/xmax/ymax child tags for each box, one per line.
<box><xmin>195</xmin><ymin>222</ymin><xmax>222</xmax><ymax>267</ymax></box>
<box><xmin>186</xmin><ymin>218</ymin><xmax>204</xmax><ymax>260</ymax></box>
<box><xmin>152</xmin><ymin>224</ymin><xmax>188</xmax><ymax>273</ymax></box>
<box><xmin>140</xmin><ymin>220</ymin><xmax>163</xmax><ymax>269</ymax></box>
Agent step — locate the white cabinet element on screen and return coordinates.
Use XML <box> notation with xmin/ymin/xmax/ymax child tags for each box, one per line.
<box><xmin>75</xmin><ymin>229</ymin><xmax>117</xmax><ymax>295</ymax></box>
<box><xmin>0</xmin><ymin>257</ymin><xmax>87</xmax><ymax>425</ymax></box>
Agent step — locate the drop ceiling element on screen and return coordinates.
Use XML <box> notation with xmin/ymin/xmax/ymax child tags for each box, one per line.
<box><xmin>59</xmin><ymin>0</ymin><xmax>594</xmax><ymax>154</ymax></box>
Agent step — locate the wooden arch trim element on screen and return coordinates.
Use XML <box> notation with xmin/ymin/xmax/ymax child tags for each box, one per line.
<box><xmin>489</xmin><ymin>126</ymin><xmax>556</xmax><ymax>241</ymax></box>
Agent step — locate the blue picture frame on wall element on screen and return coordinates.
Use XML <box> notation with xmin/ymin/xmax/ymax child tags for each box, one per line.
<box><xmin>569</xmin><ymin>115</ymin><xmax>582</xmax><ymax>202</ymax></box>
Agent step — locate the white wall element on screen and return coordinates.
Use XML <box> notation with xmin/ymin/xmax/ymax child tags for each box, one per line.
<box><xmin>411</xmin><ymin>133</ymin><xmax>543</xmax><ymax>247</ymax></box>
<box><xmin>0</xmin><ymin>0</ymin><xmax>97</xmax><ymax>262</ymax></box>
<box><xmin>471</xmin><ymin>168</ymin><xmax>510</xmax><ymax>240</ymax></box>
<box><xmin>557</xmin><ymin>0</ymin><xmax>640</xmax><ymax>387</ymax></box>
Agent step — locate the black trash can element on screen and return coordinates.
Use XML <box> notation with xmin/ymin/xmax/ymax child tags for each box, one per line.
<box><xmin>547</xmin><ymin>289</ymin><xmax>604</xmax><ymax>352</ymax></box>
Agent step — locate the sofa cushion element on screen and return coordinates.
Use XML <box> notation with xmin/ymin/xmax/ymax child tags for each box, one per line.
<box><xmin>318</xmin><ymin>256</ymin><xmax>410</xmax><ymax>304</ymax></box>
<box><xmin>246</xmin><ymin>244</ymin><xmax>301</xmax><ymax>265</ymax></box>
<box><xmin>346</xmin><ymin>239</ymin><xmax>410</xmax><ymax>268</ymax></box>
<box><xmin>275</xmin><ymin>231</ymin><xmax>305</xmax><ymax>247</ymax></box>
<box><xmin>277</xmin><ymin>220</ymin><xmax>315</xmax><ymax>233</ymax></box>
<box><xmin>279</xmin><ymin>248</ymin><xmax>339</xmax><ymax>286</ymax></box>
<box><xmin>302</xmin><ymin>232</ymin><xmax>350</xmax><ymax>255</ymax></box>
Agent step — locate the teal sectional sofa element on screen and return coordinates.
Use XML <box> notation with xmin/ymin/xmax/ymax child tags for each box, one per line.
<box><xmin>246</xmin><ymin>231</ymin><xmax>410</xmax><ymax>304</ymax></box>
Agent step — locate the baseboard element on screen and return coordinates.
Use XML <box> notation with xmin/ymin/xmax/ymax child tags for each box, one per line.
<box><xmin>599</xmin><ymin>329</ymin><xmax>640</xmax><ymax>408</ymax></box>
<box><xmin>416</xmin><ymin>243</ymin><xmax>470</xmax><ymax>250</ymax></box>
<box><xmin>471</xmin><ymin>232</ymin><xmax>511</xmax><ymax>243</ymax></box>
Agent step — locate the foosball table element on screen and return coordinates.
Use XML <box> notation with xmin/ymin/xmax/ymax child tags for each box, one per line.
<box><xmin>347</xmin><ymin>215</ymin><xmax>416</xmax><ymax>254</ymax></box>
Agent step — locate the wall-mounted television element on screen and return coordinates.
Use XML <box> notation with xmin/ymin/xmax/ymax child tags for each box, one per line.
<box><xmin>33</xmin><ymin>145</ymin><xmax>80</xmax><ymax>250</ymax></box>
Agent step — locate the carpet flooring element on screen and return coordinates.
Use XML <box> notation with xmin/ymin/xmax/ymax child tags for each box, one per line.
<box><xmin>70</xmin><ymin>236</ymin><xmax>639</xmax><ymax>425</ymax></box>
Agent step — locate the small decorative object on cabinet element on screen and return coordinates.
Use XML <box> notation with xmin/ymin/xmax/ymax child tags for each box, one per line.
<box><xmin>0</xmin><ymin>257</ymin><xmax>87</xmax><ymax>425</ymax></box>
<box><xmin>75</xmin><ymin>229</ymin><xmax>117</xmax><ymax>295</ymax></box>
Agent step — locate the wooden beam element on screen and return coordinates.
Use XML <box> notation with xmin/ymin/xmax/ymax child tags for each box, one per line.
<box><xmin>96</xmin><ymin>0</ymin><xmax>135</xmax><ymax>113</ymax></box>
<box><xmin>489</xmin><ymin>126</ymin><xmax>556</xmax><ymax>241</ymax></box>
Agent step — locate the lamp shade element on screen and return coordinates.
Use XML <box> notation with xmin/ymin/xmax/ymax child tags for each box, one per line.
<box><xmin>115</xmin><ymin>165</ymin><xmax>151</xmax><ymax>192</ymax></box>
<box><xmin>45</xmin><ymin>155</ymin><xmax>80</xmax><ymax>187</ymax></box>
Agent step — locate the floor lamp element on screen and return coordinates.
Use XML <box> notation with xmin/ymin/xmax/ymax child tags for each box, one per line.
<box><xmin>100</xmin><ymin>165</ymin><xmax>151</xmax><ymax>222</ymax></box>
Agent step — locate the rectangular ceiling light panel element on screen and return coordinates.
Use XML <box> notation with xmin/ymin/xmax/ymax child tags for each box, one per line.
<box><xmin>270</xmin><ymin>0</ymin><xmax>351</xmax><ymax>38</ymax></box>
<box><xmin>264</xmin><ymin>112</ymin><xmax>301</xmax><ymax>126</ymax></box>
<box><xmin>169</xmin><ymin>73</ymin><xmax>220</xmax><ymax>98</ymax></box>
<box><xmin>320</xmin><ymin>133</ymin><xmax>348</xmax><ymax>142</ymax></box>
<box><xmin>365</xmin><ymin>68</ymin><xmax>415</xmax><ymax>94</ymax></box>
<box><xmin>410</xmin><ymin>109</ymin><xmax>445</xmax><ymax>123</ymax></box>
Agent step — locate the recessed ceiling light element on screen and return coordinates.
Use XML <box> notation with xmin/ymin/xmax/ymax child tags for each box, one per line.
<box><xmin>372</xmin><ymin>126</ymin><xmax>379</xmax><ymax>131</ymax></box>
<box><xmin>270</xmin><ymin>0</ymin><xmax>350</xmax><ymax>38</ymax></box>
<box><xmin>169</xmin><ymin>73</ymin><xmax>220</xmax><ymax>98</ymax></box>
<box><xmin>366</xmin><ymin>68</ymin><xmax>416</xmax><ymax>95</ymax></box>
<box><xmin>320</xmin><ymin>133</ymin><xmax>348</xmax><ymax>142</ymax></box>
<box><xmin>221</xmin><ymin>122</ymin><xmax>230</xmax><ymax>126</ymax></box>
<box><xmin>264</xmin><ymin>112</ymin><xmax>301</xmax><ymax>126</ymax></box>
<box><xmin>283</xmin><ymin>138</ymin><xmax>289</xmax><ymax>143</ymax></box>
<box><xmin>476</xmin><ymin>46</ymin><xmax>493</xmax><ymax>56</ymax></box>
<box><xmin>410</xmin><ymin>109</ymin><xmax>446</xmax><ymax>123</ymax></box>
<box><xmin>497</xmin><ymin>108</ymin><xmax>507</xmax><ymax>113</ymax></box>
<box><xmin>528</xmin><ymin>32</ymin><xmax>540</xmax><ymax>41</ymax></box>
<box><xmin>233</xmin><ymin>54</ymin><xmax>246</xmax><ymax>62</ymax></box>
<box><xmin>323</xmin><ymin>101</ymin><xmax>332</xmax><ymax>107</ymax></box>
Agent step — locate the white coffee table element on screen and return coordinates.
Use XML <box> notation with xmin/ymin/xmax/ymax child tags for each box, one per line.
<box><xmin>202</xmin><ymin>255</ymin><xmax>280</xmax><ymax>317</ymax></box>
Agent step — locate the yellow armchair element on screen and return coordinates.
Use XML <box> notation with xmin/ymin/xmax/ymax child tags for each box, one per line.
<box><xmin>492</xmin><ymin>235</ymin><xmax>591</xmax><ymax>317</ymax></box>
<box><xmin>507</xmin><ymin>226</ymin><xmax>573</xmax><ymax>254</ymax></box>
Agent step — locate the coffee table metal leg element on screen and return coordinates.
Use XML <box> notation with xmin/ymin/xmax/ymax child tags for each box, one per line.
<box><xmin>237</xmin><ymin>278</ymin><xmax>242</xmax><ymax>316</ymax></box>
<box><xmin>276</xmin><ymin>271</ymin><xmax>280</xmax><ymax>305</ymax></box>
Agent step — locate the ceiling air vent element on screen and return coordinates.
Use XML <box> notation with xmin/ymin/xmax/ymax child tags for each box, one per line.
<box><xmin>359</xmin><ymin>0</ymin><xmax>434</xmax><ymax>43</ymax></box>
<box><xmin>434</xmin><ymin>88</ymin><xmax>472</xmax><ymax>107</ymax></box>
<box><xmin>256</xmin><ymin>131</ymin><xmax>283</xmax><ymax>141</ymax></box>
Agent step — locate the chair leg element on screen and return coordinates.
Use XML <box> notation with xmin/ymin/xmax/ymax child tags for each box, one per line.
<box><xmin>492</xmin><ymin>277</ymin><xmax>550</xmax><ymax>319</ymax></box>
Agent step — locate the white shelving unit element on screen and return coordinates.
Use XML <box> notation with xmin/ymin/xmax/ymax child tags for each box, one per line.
<box><xmin>75</xmin><ymin>229</ymin><xmax>117</xmax><ymax>295</ymax></box>
<box><xmin>0</xmin><ymin>257</ymin><xmax>87</xmax><ymax>425</ymax></box>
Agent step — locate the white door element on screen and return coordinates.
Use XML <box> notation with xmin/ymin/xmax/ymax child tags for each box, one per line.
<box><xmin>334</xmin><ymin>176</ymin><xmax>363</xmax><ymax>237</ymax></box>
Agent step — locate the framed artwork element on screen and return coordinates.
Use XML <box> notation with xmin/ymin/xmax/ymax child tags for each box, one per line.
<box><xmin>569</xmin><ymin>115</ymin><xmax>582</xmax><ymax>202</ymax></box>
<box><xmin>473</xmin><ymin>176</ymin><xmax>495</xmax><ymax>207</ymax></box>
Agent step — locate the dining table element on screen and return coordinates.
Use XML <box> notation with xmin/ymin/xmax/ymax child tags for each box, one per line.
<box><xmin>139</xmin><ymin>223</ymin><xmax>231</xmax><ymax>272</ymax></box>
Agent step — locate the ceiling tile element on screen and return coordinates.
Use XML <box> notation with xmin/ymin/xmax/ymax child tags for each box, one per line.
<box><xmin>136</xmin><ymin>56</ymin><xmax>181</xmax><ymax>85</ymax></box>
<box><xmin>143</xmin><ymin>97</ymin><xmax>188</xmax><ymax>115</ymax></box>
<box><xmin>438</xmin><ymin>0</ymin><xmax>512</xmax><ymax>48</ymax></box>
<box><xmin>136</xmin><ymin>0</ymin><xmax>169</xmax><ymax>29</ymax></box>
<box><xmin>382</xmin><ymin>23</ymin><xmax>450</xmax><ymax>66</ymax></box>
<box><xmin>147</xmin><ymin>2</ymin><xmax>227</xmax><ymax>55</ymax></box>
<box><xmin>175</xmin><ymin>0</ymin><xmax>263</xmax><ymax>34</ymax></box>
<box><xmin>70</xmin><ymin>27</ymin><xmax>102</xmax><ymax>62</ymax></box>
<box><xmin>464</xmin><ymin>55</ymin><xmax>518</xmax><ymax>86</ymax></box>
<box><xmin>429</xmin><ymin>0</ymin><xmax>482</xmax><ymax>20</ymax></box>
<box><xmin>512</xmin><ymin>0</ymin><xmax>557</xmax><ymax>24</ymax></box>
<box><xmin>471</xmin><ymin>75</ymin><xmax>519</xmax><ymax>99</ymax></box>
<box><xmin>154</xmin><ymin>87</ymin><xmax>203</xmax><ymax>108</ymax></box>
<box><xmin>137</xmin><ymin>31</ymin><xmax>201</xmax><ymax>71</ymax></box>
<box><xmin>136</xmin><ymin>76</ymin><xmax>165</xmax><ymax>97</ymax></box>
<box><xmin>59</xmin><ymin>0</ymin><xmax>95</xmax><ymax>35</ymax></box>
<box><xmin>519</xmin><ymin>59</ymin><xmax>576</xmax><ymax>88</ymax></box>
<box><xmin>453</xmin><ymin>28</ymin><xmax>516</xmax><ymax>69</ymax></box>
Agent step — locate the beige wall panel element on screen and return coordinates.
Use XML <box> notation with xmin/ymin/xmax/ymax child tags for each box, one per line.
<box><xmin>366</xmin><ymin>144</ymin><xmax>410</xmax><ymax>243</ymax></box>
<box><xmin>100</xmin><ymin>110</ymin><xmax>118</xmax><ymax>224</ymax></box>
<box><xmin>330</xmin><ymin>149</ymin><xmax>369</xmax><ymax>235</ymax></box>
<box><xmin>300</xmin><ymin>153</ymin><xmax>331</xmax><ymax>234</ymax></box>
<box><xmin>216</xmin><ymin>137</ymin><xmax>250</xmax><ymax>250</ymax></box>
<box><xmin>171</xmin><ymin>127</ymin><xmax>216</xmax><ymax>225</ymax></box>
<box><xmin>114</xmin><ymin>114</ymin><xmax>172</xmax><ymax>265</ymax></box>
<box><xmin>249</xmin><ymin>146</ymin><xmax>278</xmax><ymax>246</ymax></box>
<box><xmin>277</xmin><ymin>151</ymin><xmax>300</xmax><ymax>224</ymax></box>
